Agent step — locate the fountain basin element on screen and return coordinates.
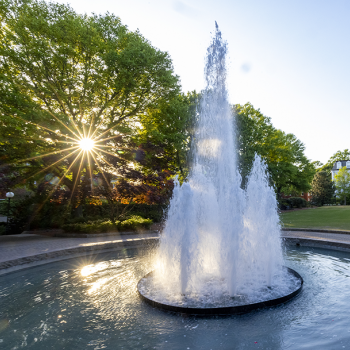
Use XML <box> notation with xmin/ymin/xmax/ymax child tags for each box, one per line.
<box><xmin>1</xmin><ymin>246</ymin><xmax>350</xmax><ymax>349</ymax></box>
<box><xmin>137</xmin><ymin>267</ymin><xmax>303</xmax><ymax>315</ymax></box>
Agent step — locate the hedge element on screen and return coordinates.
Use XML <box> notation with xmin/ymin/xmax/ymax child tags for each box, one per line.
<box><xmin>279</xmin><ymin>197</ymin><xmax>307</xmax><ymax>210</ymax></box>
<box><xmin>0</xmin><ymin>196</ymin><xmax>165</xmax><ymax>234</ymax></box>
<box><xmin>83</xmin><ymin>203</ymin><xmax>166</xmax><ymax>223</ymax></box>
<box><xmin>61</xmin><ymin>216</ymin><xmax>153</xmax><ymax>233</ymax></box>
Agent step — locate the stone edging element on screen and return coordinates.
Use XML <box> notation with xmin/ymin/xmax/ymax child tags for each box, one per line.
<box><xmin>3</xmin><ymin>233</ymin><xmax>350</xmax><ymax>274</ymax></box>
<box><xmin>282</xmin><ymin>236</ymin><xmax>350</xmax><ymax>253</ymax></box>
<box><xmin>24</xmin><ymin>227</ymin><xmax>350</xmax><ymax>237</ymax></box>
<box><xmin>281</xmin><ymin>227</ymin><xmax>350</xmax><ymax>235</ymax></box>
<box><xmin>138</xmin><ymin>267</ymin><xmax>303</xmax><ymax>316</ymax></box>
<box><xmin>22</xmin><ymin>229</ymin><xmax>159</xmax><ymax>238</ymax></box>
<box><xmin>0</xmin><ymin>237</ymin><xmax>159</xmax><ymax>272</ymax></box>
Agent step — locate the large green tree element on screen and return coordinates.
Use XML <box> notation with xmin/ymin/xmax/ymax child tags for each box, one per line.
<box><xmin>235</xmin><ymin>102</ymin><xmax>315</xmax><ymax>196</ymax></box>
<box><xmin>311</xmin><ymin>171</ymin><xmax>335</xmax><ymax>205</ymax></box>
<box><xmin>0</xmin><ymin>0</ymin><xmax>193</xmax><ymax>207</ymax></box>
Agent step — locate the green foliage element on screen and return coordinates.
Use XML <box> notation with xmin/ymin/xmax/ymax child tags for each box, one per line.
<box><xmin>62</xmin><ymin>219</ymin><xmax>117</xmax><ymax>233</ymax></box>
<box><xmin>334</xmin><ymin>167</ymin><xmax>350</xmax><ymax>205</ymax></box>
<box><xmin>279</xmin><ymin>197</ymin><xmax>307</xmax><ymax>210</ymax></box>
<box><xmin>136</xmin><ymin>92</ymin><xmax>199</xmax><ymax>178</ymax></box>
<box><xmin>66</xmin><ymin>216</ymin><xmax>109</xmax><ymax>224</ymax></box>
<box><xmin>278</xmin><ymin>199</ymin><xmax>292</xmax><ymax>210</ymax></box>
<box><xmin>235</xmin><ymin>103</ymin><xmax>315</xmax><ymax>195</ymax></box>
<box><xmin>118</xmin><ymin>215</ymin><xmax>153</xmax><ymax>230</ymax></box>
<box><xmin>311</xmin><ymin>171</ymin><xmax>335</xmax><ymax>206</ymax></box>
<box><xmin>0</xmin><ymin>196</ymin><xmax>36</xmax><ymax>234</ymax></box>
<box><xmin>235</xmin><ymin>102</ymin><xmax>274</xmax><ymax>183</ymax></box>
<box><xmin>0</xmin><ymin>0</ymin><xmax>183</xmax><ymax>209</ymax></box>
<box><xmin>0</xmin><ymin>200</ymin><xmax>7</xmax><ymax>214</ymax></box>
<box><xmin>319</xmin><ymin>149</ymin><xmax>350</xmax><ymax>173</ymax></box>
<box><xmin>84</xmin><ymin>203</ymin><xmax>166</xmax><ymax>222</ymax></box>
<box><xmin>62</xmin><ymin>215</ymin><xmax>152</xmax><ymax>233</ymax></box>
<box><xmin>0</xmin><ymin>224</ymin><xmax>6</xmax><ymax>235</ymax></box>
<box><xmin>123</xmin><ymin>204</ymin><xmax>166</xmax><ymax>223</ymax></box>
<box><xmin>288</xmin><ymin>197</ymin><xmax>307</xmax><ymax>208</ymax></box>
<box><xmin>0</xmin><ymin>196</ymin><xmax>165</xmax><ymax>234</ymax></box>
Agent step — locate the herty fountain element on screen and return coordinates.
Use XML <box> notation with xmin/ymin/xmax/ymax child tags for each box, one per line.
<box><xmin>137</xmin><ymin>23</ymin><xmax>303</xmax><ymax>315</ymax></box>
<box><xmin>5</xmin><ymin>24</ymin><xmax>350</xmax><ymax>350</ymax></box>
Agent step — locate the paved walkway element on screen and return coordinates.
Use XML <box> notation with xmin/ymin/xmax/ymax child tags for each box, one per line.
<box><xmin>0</xmin><ymin>232</ymin><xmax>159</xmax><ymax>272</ymax></box>
<box><xmin>281</xmin><ymin>230</ymin><xmax>350</xmax><ymax>244</ymax></box>
<box><xmin>1</xmin><ymin>230</ymin><xmax>350</xmax><ymax>272</ymax></box>
<box><xmin>282</xmin><ymin>230</ymin><xmax>350</xmax><ymax>252</ymax></box>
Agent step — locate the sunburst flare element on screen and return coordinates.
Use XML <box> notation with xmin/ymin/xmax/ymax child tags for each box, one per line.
<box><xmin>5</xmin><ymin>114</ymin><xmax>125</xmax><ymax>205</ymax></box>
<box><xmin>79</xmin><ymin>138</ymin><xmax>95</xmax><ymax>151</ymax></box>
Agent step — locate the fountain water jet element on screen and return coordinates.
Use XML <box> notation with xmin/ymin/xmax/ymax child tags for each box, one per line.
<box><xmin>138</xmin><ymin>23</ymin><xmax>302</xmax><ymax>315</ymax></box>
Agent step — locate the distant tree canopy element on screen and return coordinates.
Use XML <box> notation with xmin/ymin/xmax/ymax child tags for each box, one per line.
<box><xmin>0</xmin><ymin>0</ymin><xmax>197</xmax><ymax>209</ymax></box>
<box><xmin>334</xmin><ymin>167</ymin><xmax>350</xmax><ymax>205</ymax></box>
<box><xmin>235</xmin><ymin>102</ymin><xmax>315</xmax><ymax>196</ymax></box>
<box><xmin>311</xmin><ymin>171</ymin><xmax>335</xmax><ymax>206</ymax></box>
<box><xmin>317</xmin><ymin>149</ymin><xmax>350</xmax><ymax>173</ymax></box>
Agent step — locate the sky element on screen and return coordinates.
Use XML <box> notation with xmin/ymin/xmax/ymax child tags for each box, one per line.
<box><xmin>56</xmin><ymin>0</ymin><xmax>350</xmax><ymax>164</ymax></box>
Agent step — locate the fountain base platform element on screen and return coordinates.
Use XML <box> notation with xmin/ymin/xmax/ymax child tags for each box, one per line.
<box><xmin>138</xmin><ymin>267</ymin><xmax>303</xmax><ymax>316</ymax></box>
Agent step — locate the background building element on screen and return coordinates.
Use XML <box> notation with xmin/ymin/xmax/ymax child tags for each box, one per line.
<box><xmin>331</xmin><ymin>160</ymin><xmax>350</xmax><ymax>180</ymax></box>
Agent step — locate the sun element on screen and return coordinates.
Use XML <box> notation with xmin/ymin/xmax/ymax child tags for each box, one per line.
<box><xmin>10</xmin><ymin>114</ymin><xmax>121</xmax><ymax>199</ymax></box>
<box><xmin>79</xmin><ymin>138</ymin><xmax>95</xmax><ymax>151</ymax></box>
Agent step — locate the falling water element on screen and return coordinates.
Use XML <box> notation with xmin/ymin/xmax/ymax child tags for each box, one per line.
<box><xmin>149</xmin><ymin>24</ymin><xmax>288</xmax><ymax>305</ymax></box>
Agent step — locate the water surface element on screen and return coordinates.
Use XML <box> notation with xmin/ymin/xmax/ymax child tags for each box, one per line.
<box><xmin>0</xmin><ymin>246</ymin><xmax>350</xmax><ymax>349</ymax></box>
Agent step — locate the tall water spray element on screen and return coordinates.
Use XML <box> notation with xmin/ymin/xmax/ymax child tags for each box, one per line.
<box><xmin>154</xmin><ymin>24</ymin><xmax>284</xmax><ymax>302</ymax></box>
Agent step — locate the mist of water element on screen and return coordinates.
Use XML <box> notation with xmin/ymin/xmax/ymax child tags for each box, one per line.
<box><xmin>154</xmin><ymin>23</ymin><xmax>284</xmax><ymax>300</ymax></box>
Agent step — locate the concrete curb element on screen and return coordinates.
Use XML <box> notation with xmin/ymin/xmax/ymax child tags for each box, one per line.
<box><xmin>282</xmin><ymin>236</ymin><xmax>350</xmax><ymax>253</ymax></box>
<box><xmin>21</xmin><ymin>230</ymin><xmax>159</xmax><ymax>238</ymax></box>
<box><xmin>281</xmin><ymin>227</ymin><xmax>350</xmax><ymax>235</ymax></box>
<box><xmin>0</xmin><ymin>236</ymin><xmax>159</xmax><ymax>272</ymax></box>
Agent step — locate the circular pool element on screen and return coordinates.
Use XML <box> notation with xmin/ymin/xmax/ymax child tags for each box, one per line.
<box><xmin>0</xmin><ymin>246</ymin><xmax>350</xmax><ymax>349</ymax></box>
<box><xmin>137</xmin><ymin>267</ymin><xmax>303</xmax><ymax>315</ymax></box>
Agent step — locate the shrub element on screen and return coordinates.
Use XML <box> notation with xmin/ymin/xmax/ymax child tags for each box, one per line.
<box><xmin>0</xmin><ymin>201</ymin><xmax>7</xmax><ymax>214</ymax></box>
<box><xmin>279</xmin><ymin>197</ymin><xmax>308</xmax><ymax>210</ymax></box>
<box><xmin>278</xmin><ymin>198</ymin><xmax>291</xmax><ymax>210</ymax></box>
<box><xmin>128</xmin><ymin>205</ymin><xmax>166</xmax><ymax>223</ymax></box>
<box><xmin>289</xmin><ymin>197</ymin><xmax>307</xmax><ymax>208</ymax></box>
<box><xmin>66</xmin><ymin>216</ymin><xmax>110</xmax><ymax>224</ymax></box>
<box><xmin>0</xmin><ymin>196</ymin><xmax>36</xmax><ymax>234</ymax></box>
<box><xmin>84</xmin><ymin>203</ymin><xmax>166</xmax><ymax>222</ymax></box>
<box><xmin>0</xmin><ymin>223</ymin><xmax>6</xmax><ymax>235</ymax></box>
<box><xmin>62</xmin><ymin>216</ymin><xmax>153</xmax><ymax>233</ymax></box>
<box><xmin>62</xmin><ymin>219</ymin><xmax>118</xmax><ymax>233</ymax></box>
<box><xmin>0</xmin><ymin>197</ymin><xmax>163</xmax><ymax>233</ymax></box>
<box><xmin>118</xmin><ymin>215</ymin><xmax>153</xmax><ymax>231</ymax></box>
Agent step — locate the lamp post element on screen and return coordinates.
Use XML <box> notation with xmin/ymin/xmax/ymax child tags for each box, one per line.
<box><xmin>6</xmin><ymin>192</ymin><xmax>14</xmax><ymax>234</ymax></box>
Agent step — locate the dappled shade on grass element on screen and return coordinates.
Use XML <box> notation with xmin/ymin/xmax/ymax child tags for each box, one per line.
<box><xmin>280</xmin><ymin>206</ymin><xmax>350</xmax><ymax>231</ymax></box>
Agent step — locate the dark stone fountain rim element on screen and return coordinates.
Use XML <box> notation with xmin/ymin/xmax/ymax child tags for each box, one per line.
<box><xmin>137</xmin><ymin>267</ymin><xmax>303</xmax><ymax>316</ymax></box>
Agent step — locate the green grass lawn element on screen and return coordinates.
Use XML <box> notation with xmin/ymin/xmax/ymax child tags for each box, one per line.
<box><xmin>280</xmin><ymin>206</ymin><xmax>350</xmax><ymax>231</ymax></box>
